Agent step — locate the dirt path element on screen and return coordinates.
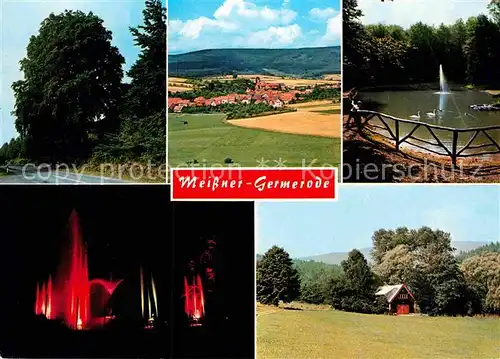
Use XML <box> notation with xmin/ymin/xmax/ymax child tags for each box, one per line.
<box><xmin>228</xmin><ymin>103</ymin><xmax>341</xmax><ymax>138</ymax></box>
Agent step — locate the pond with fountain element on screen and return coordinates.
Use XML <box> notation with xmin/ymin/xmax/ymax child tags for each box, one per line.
<box><xmin>357</xmin><ymin>65</ymin><xmax>500</xmax><ymax>149</ymax></box>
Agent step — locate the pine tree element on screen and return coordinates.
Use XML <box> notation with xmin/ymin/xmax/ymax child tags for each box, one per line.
<box><xmin>102</xmin><ymin>0</ymin><xmax>166</xmax><ymax>164</ymax></box>
<box><xmin>256</xmin><ymin>246</ymin><xmax>301</xmax><ymax>306</ymax></box>
<box><xmin>127</xmin><ymin>0</ymin><xmax>166</xmax><ymax>117</ymax></box>
<box><xmin>331</xmin><ymin>249</ymin><xmax>379</xmax><ymax>313</ymax></box>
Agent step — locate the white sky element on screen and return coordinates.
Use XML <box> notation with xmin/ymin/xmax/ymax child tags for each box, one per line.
<box><xmin>357</xmin><ymin>0</ymin><xmax>491</xmax><ymax>28</ymax></box>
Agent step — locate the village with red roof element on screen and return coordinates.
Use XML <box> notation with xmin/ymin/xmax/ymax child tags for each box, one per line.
<box><xmin>168</xmin><ymin>77</ymin><xmax>339</xmax><ymax>113</ymax></box>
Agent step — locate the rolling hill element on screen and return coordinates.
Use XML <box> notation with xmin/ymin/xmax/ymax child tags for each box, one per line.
<box><xmin>256</xmin><ymin>241</ymin><xmax>492</xmax><ymax>265</ymax></box>
<box><xmin>168</xmin><ymin>46</ymin><xmax>341</xmax><ymax>78</ymax></box>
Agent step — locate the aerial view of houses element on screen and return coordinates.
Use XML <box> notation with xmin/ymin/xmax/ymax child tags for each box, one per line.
<box><xmin>167</xmin><ymin>0</ymin><xmax>341</xmax><ymax>169</ymax></box>
<box><xmin>169</xmin><ymin>77</ymin><xmax>338</xmax><ymax>113</ymax></box>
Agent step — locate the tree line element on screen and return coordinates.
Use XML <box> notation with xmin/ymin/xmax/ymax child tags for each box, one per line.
<box><xmin>174</xmin><ymin>102</ymin><xmax>296</xmax><ymax>120</ymax></box>
<box><xmin>1</xmin><ymin>0</ymin><xmax>166</xmax><ymax>168</ymax></box>
<box><xmin>169</xmin><ymin>79</ymin><xmax>254</xmax><ymax>100</ymax></box>
<box><xmin>257</xmin><ymin>227</ymin><xmax>500</xmax><ymax>316</ymax></box>
<box><xmin>294</xmin><ymin>87</ymin><xmax>341</xmax><ymax>103</ymax></box>
<box><xmin>343</xmin><ymin>0</ymin><xmax>500</xmax><ymax>89</ymax></box>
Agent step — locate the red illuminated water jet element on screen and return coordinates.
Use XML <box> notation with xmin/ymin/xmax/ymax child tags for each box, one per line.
<box><xmin>183</xmin><ymin>239</ymin><xmax>217</xmax><ymax>325</ymax></box>
<box><xmin>34</xmin><ymin>210</ymin><xmax>122</xmax><ymax>330</ymax></box>
<box><xmin>184</xmin><ymin>274</ymin><xmax>205</xmax><ymax>325</ymax></box>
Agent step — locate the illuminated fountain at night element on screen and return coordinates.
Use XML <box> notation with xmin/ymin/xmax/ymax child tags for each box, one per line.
<box><xmin>184</xmin><ymin>275</ymin><xmax>205</xmax><ymax>326</ymax></box>
<box><xmin>34</xmin><ymin>210</ymin><xmax>123</xmax><ymax>330</ymax></box>
<box><xmin>182</xmin><ymin>239</ymin><xmax>216</xmax><ymax>326</ymax></box>
<box><xmin>140</xmin><ymin>266</ymin><xmax>159</xmax><ymax>329</ymax></box>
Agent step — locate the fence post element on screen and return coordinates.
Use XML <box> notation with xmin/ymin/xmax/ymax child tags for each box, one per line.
<box><xmin>395</xmin><ymin>120</ymin><xmax>400</xmax><ymax>151</ymax></box>
<box><xmin>451</xmin><ymin>130</ymin><xmax>458</xmax><ymax>170</ymax></box>
<box><xmin>349</xmin><ymin>110</ymin><xmax>363</xmax><ymax>134</ymax></box>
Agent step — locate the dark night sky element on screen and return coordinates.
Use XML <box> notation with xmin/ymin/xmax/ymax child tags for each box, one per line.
<box><xmin>171</xmin><ymin>202</ymin><xmax>255</xmax><ymax>358</ymax></box>
<box><xmin>0</xmin><ymin>186</ymin><xmax>255</xmax><ymax>358</ymax></box>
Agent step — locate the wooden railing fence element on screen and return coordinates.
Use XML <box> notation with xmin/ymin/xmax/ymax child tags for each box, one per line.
<box><xmin>348</xmin><ymin>109</ymin><xmax>500</xmax><ymax>168</ymax></box>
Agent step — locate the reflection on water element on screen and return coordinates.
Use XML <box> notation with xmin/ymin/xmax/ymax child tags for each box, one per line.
<box><xmin>438</xmin><ymin>92</ymin><xmax>447</xmax><ymax>113</ymax></box>
<box><xmin>360</xmin><ymin>89</ymin><xmax>498</xmax><ymax>128</ymax></box>
<box><xmin>359</xmin><ymin>88</ymin><xmax>500</xmax><ymax>148</ymax></box>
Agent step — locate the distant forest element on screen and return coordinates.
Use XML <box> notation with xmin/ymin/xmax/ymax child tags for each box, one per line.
<box><xmin>343</xmin><ymin>0</ymin><xmax>500</xmax><ymax>88</ymax></box>
<box><xmin>168</xmin><ymin>46</ymin><xmax>341</xmax><ymax>78</ymax></box>
<box><xmin>257</xmin><ymin>236</ymin><xmax>500</xmax><ymax>316</ymax></box>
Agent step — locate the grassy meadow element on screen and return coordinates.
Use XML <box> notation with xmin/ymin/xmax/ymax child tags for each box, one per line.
<box><xmin>257</xmin><ymin>302</ymin><xmax>499</xmax><ymax>359</ymax></box>
<box><xmin>168</xmin><ymin>113</ymin><xmax>340</xmax><ymax>167</ymax></box>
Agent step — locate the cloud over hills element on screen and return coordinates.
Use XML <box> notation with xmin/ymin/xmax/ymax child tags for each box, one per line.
<box><xmin>168</xmin><ymin>0</ymin><xmax>341</xmax><ymax>53</ymax></box>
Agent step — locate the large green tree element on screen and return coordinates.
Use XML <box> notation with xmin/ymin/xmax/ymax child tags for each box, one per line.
<box><xmin>372</xmin><ymin>227</ymin><xmax>470</xmax><ymax>315</ymax></box>
<box><xmin>461</xmin><ymin>252</ymin><xmax>500</xmax><ymax>313</ymax></box>
<box><xmin>489</xmin><ymin>0</ymin><xmax>500</xmax><ymax>24</ymax></box>
<box><xmin>426</xmin><ymin>254</ymin><xmax>469</xmax><ymax>315</ymax></box>
<box><xmin>294</xmin><ymin>259</ymin><xmax>342</xmax><ymax>304</ymax></box>
<box><xmin>12</xmin><ymin>10</ymin><xmax>124</xmax><ymax>163</ymax></box>
<box><xmin>102</xmin><ymin>0</ymin><xmax>166</xmax><ymax>164</ymax></box>
<box><xmin>330</xmin><ymin>249</ymin><xmax>381</xmax><ymax>313</ymax></box>
<box><xmin>371</xmin><ymin>227</ymin><xmax>453</xmax><ymax>265</ymax></box>
<box><xmin>126</xmin><ymin>0</ymin><xmax>166</xmax><ymax>118</ymax></box>
<box><xmin>256</xmin><ymin>246</ymin><xmax>301</xmax><ymax>306</ymax></box>
<box><xmin>464</xmin><ymin>14</ymin><xmax>500</xmax><ymax>85</ymax></box>
<box><xmin>343</xmin><ymin>0</ymin><xmax>370</xmax><ymax>88</ymax></box>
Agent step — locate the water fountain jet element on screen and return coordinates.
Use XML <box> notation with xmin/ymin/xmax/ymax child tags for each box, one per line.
<box><xmin>140</xmin><ymin>267</ymin><xmax>159</xmax><ymax>329</ymax></box>
<box><xmin>436</xmin><ymin>64</ymin><xmax>451</xmax><ymax>95</ymax></box>
<box><xmin>184</xmin><ymin>274</ymin><xmax>205</xmax><ymax>326</ymax></box>
<box><xmin>34</xmin><ymin>210</ymin><xmax>123</xmax><ymax>330</ymax></box>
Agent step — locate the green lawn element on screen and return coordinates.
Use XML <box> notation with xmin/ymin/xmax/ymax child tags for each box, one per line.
<box><xmin>168</xmin><ymin>113</ymin><xmax>340</xmax><ymax>167</ymax></box>
<box><xmin>257</xmin><ymin>304</ymin><xmax>499</xmax><ymax>359</ymax></box>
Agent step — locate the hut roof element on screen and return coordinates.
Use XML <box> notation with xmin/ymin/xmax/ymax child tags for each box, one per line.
<box><xmin>375</xmin><ymin>284</ymin><xmax>415</xmax><ymax>303</ymax></box>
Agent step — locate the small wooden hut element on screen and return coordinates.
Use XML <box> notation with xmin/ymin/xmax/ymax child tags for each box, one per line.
<box><xmin>375</xmin><ymin>283</ymin><xmax>416</xmax><ymax>315</ymax></box>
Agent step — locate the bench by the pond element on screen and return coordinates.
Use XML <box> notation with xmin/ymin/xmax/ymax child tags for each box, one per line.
<box><xmin>347</xmin><ymin>109</ymin><xmax>500</xmax><ymax>168</ymax></box>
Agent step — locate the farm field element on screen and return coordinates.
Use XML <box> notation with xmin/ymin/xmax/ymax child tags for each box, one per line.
<box><xmin>257</xmin><ymin>302</ymin><xmax>499</xmax><ymax>359</ymax></box>
<box><xmin>228</xmin><ymin>101</ymin><xmax>340</xmax><ymax>138</ymax></box>
<box><xmin>168</xmin><ymin>113</ymin><xmax>340</xmax><ymax>167</ymax></box>
<box><xmin>168</xmin><ymin>77</ymin><xmax>194</xmax><ymax>92</ymax></box>
<box><xmin>168</xmin><ymin>86</ymin><xmax>192</xmax><ymax>92</ymax></box>
<box><xmin>167</xmin><ymin>74</ymin><xmax>341</xmax><ymax>93</ymax></box>
<box><xmin>205</xmin><ymin>74</ymin><xmax>340</xmax><ymax>88</ymax></box>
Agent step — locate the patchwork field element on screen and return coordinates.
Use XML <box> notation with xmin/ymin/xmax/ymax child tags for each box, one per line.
<box><xmin>228</xmin><ymin>101</ymin><xmax>341</xmax><ymax>138</ymax></box>
<box><xmin>168</xmin><ymin>113</ymin><xmax>340</xmax><ymax>167</ymax></box>
<box><xmin>168</xmin><ymin>77</ymin><xmax>194</xmax><ymax>92</ymax></box>
<box><xmin>206</xmin><ymin>74</ymin><xmax>340</xmax><ymax>88</ymax></box>
<box><xmin>323</xmin><ymin>74</ymin><xmax>341</xmax><ymax>81</ymax></box>
<box><xmin>257</xmin><ymin>302</ymin><xmax>499</xmax><ymax>359</ymax></box>
<box><xmin>167</xmin><ymin>74</ymin><xmax>340</xmax><ymax>93</ymax></box>
<box><xmin>168</xmin><ymin>86</ymin><xmax>192</xmax><ymax>92</ymax></box>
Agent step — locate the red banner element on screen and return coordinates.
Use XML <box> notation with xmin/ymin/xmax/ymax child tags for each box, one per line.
<box><xmin>170</xmin><ymin>168</ymin><xmax>337</xmax><ymax>200</ymax></box>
